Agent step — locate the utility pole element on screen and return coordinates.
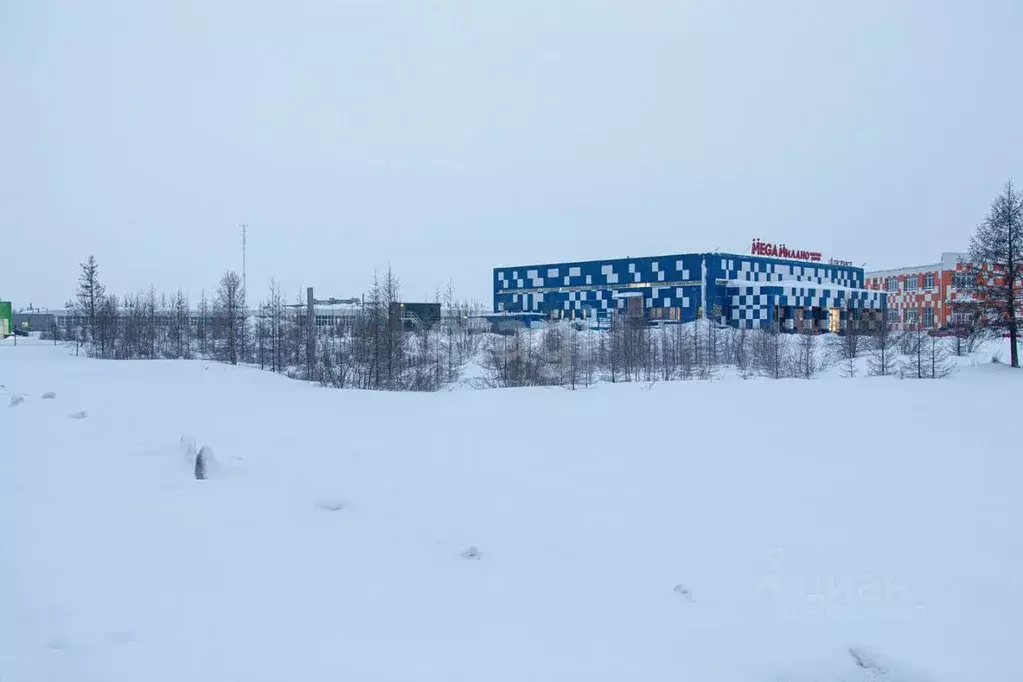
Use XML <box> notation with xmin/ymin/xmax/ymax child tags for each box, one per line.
<box><xmin>240</xmin><ymin>223</ymin><xmax>248</xmax><ymax>296</ymax></box>
<box><xmin>306</xmin><ymin>286</ymin><xmax>315</xmax><ymax>381</ymax></box>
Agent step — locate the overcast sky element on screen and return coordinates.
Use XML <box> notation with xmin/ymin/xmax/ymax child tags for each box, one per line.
<box><xmin>3</xmin><ymin>0</ymin><xmax>1021</xmax><ymax>309</ymax></box>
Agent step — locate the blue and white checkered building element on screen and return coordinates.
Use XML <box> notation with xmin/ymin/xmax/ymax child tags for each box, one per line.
<box><xmin>493</xmin><ymin>252</ymin><xmax>887</xmax><ymax>331</ymax></box>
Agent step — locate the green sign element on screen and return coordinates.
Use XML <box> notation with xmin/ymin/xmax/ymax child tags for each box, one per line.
<box><xmin>0</xmin><ymin>301</ymin><xmax>11</xmax><ymax>337</ymax></box>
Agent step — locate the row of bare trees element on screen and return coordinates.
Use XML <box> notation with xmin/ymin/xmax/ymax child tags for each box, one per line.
<box><xmin>65</xmin><ymin>260</ymin><xmax>488</xmax><ymax>391</ymax></box>
<box><xmin>482</xmin><ymin>317</ymin><xmax>974</xmax><ymax>388</ymax></box>
<box><xmin>65</xmin><ymin>259</ymin><xmax>246</xmax><ymax>363</ymax></box>
<box><xmin>314</xmin><ymin>273</ymin><xmax>488</xmax><ymax>391</ymax></box>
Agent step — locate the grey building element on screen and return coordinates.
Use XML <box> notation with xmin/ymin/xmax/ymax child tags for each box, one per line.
<box><xmin>12</xmin><ymin>312</ymin><xmax>59</xmax><ymax>334</ymax></box>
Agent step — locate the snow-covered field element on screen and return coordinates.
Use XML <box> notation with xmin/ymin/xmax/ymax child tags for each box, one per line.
<box><xmin>2</xmin><ymin>337</ymin><xmax>1020</xmax><ymax>681</ymax></box>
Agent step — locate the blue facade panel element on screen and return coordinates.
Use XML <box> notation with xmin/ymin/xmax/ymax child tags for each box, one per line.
<box><xmin>494</xmin><ymin>254</ymin><xmax>705</xmax><ymax>322</ymax></box>
<box><xmin>494</xmin><ymin>252</ymin><xmax>886</xmax><ymax>330</ymax></box>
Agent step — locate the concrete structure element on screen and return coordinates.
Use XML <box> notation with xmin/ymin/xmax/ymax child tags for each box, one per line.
<box><xmin>864</xmin><ymin>253</ymin><xmax>974</xmax><ymax>330</ymax></box>
<box><xmin>390</xmin><ymin>302</ymin><xmax>441</xmax><ymax>330</ymax></box>
<box><xmin>494</xmin><ymin>246</ymin><xmax>886</xmax><ymax>332</ymax></box>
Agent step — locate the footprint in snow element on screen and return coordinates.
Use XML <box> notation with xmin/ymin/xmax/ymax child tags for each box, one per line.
<box><xmin>105</xmin><ymin>631</ymin><xmax>135</xmax><ymax>646</ymax></box>
<box><xmin>45</xmin><ymin>636</ymin><xmax>67</xmax><ymax>651</ymax></box>
<box><xmin>673</xmin><ymin>584</ymin><xmax>694</xmax><ymax>602</ymax></box>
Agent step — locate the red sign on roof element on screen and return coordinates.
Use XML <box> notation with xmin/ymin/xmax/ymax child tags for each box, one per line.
<box><xmin>751</xmin><ymin>238</ymin><xmax>822</xmax><ymax>263</ymax></box>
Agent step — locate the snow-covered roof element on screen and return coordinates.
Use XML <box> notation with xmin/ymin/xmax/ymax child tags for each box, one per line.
<box><xmin>479</xmin><ymin>311</ymin><xmax>545</xmax><ymax>318</ymax></box>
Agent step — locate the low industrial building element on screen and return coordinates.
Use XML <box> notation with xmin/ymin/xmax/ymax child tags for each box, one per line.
<box><xmin>12</xmin><ymin>311</ymin><xmax>60</xmax><ymax>335</ymax></box>
<box><xmin>493</xmin><ymin>245</ymin><xmax>887</xmax><ymax>332</ymax></box>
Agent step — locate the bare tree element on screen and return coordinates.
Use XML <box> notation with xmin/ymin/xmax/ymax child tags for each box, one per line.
<box><xmin>214</xmin><ymin>270</ymin><xmax>245</xmax><ymax>365</ymax></box>
<box><xmin>196</xmin><ymin>289</ymin><xmax>210</xmax><ymax>357</ymax></box>
<box><xmin>96</xmin><ymin>293</ymin><xmax>120</xmax><ymax>359</ymax></box>
<box><xmin>732</xmin><ymin>325</ymin><xmax>754</xmax><ymax>378</ymax></box>
<box><xmin>867</xmin><ymin>323</ymin><xmax>900</xmax><ymax>377</ymax></box>
<box><xmin>382</xmin><ymin>267</ymin><xmax>405</xmax><ymax>388</ymax></box>
<box><xmin>319</xmin><ymin>326</ymin><xmax>355</xmax><ymax>389</ymax></box>
<box><xmin>605</xmin><ymin>311</ymin><xmax>626</xmax><ymax>383</ymax></box>
<box><xmin>73</xmin><ymin>255</ymin><xmax>107</xmax><ymax>354</ymax></box>
<box><xmin>541</xmin><ymin>322</ymin><xmax>566</xmax><ymax>385</ymax></box>
<box><xmin>168</xmin><ymin>289</ymin><xmax>191</xmax><ymax>359</ymax></box>
<box><xmin>900</xmin><ymin>324</ymin><xmax>953</xmax><ymax>379</ymax></box>
<box><xmin>456</xmin><ymin>298</ymin><xmax>487</xmax><ymax>362</ymax></box>
<box><xmin>676</xmin><ymin>322</ymin><xmax>695</xmax><ymax>380</ymax></box>
<box><xmin>363</xmin><ymin>273</ymin><xmax>385</xmax><ymax>388</ymax></box>
<box><xmin>830</xmin><ymin>313</ymin><xmax>864</xmax><ymax>363</ymax></box>
<box><xmin>144</xmin><ymin>286</ymin><xmax>159</xmax><ymax>359</ymax></box>
<box><xmin>967</xmin><ymin>180</ymin><xmax>1023</xmax><ymax>367</ymax></box>
<box><xmin>950</xmin><ymin>324</ymin><xmax>983</xmax><ymax>357</ymax></box>
<box><xmin>441</xmin><ymin>280</ymin><xmax>458</xmax><ymax>382</ymax></box>
<box><xmin>899</xmin><ymin>323</ymin><xmax>928</xmax><ymax>379</ymax></box>
<box><xmin>793</xmin><ymin>326</ymin><xmax>822</xmax><ymax>379</ymax></box>
<box><xmin>263</xmin><ymin>280</ymin><xmax>286</xmax><ymax>373</ymax></box>
<box><xmin>561</xmin><ymin>326</ymin><xmax>585</xmax><ymax>390</ymax></box>
<box><xmin>483</xmin><ymin>326</ymin><xmax>539</xmax><ymax>388</ymax></box>
<box><xmin>926</xmin><ymin>335</ymin><xmax>954</xmax><ymax>379</ymax></box>
<box><xmin>697</xmin><ymin>320</ymin><xmax>723</xmax><ymax>380</ymax></box>
<box><xmin>839</xmin><ymin>352</ymin><xmax>858</xmax><ymax>378</ymax></box>
<box><xmin>579</xmin><ymin>327</ymin><xmax>597</xmax><ymax>387</ymax></box>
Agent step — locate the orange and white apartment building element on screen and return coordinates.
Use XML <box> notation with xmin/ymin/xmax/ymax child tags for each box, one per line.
<box><xmin>864</xmin><ymin>252</ymin><xmax>978</xmax><ymax>331</ymax></box>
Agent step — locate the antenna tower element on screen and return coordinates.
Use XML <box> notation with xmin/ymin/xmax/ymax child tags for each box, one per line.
<box><xmin>241</xmin><ymin>223</ymin><xmax>247</xmax><ymax>295</ymax></box>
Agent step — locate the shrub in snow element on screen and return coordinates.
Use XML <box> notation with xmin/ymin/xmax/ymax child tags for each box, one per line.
<box><xmin>69</xmin><ymin>410</ymin><xmax>87</xmax><ymax>419</ymax></box>
<box><xmin>9</xmin><ymin>395</ymin><xmax>25</xmax><ymax>408</ymax></box>
<box><xmin>41</xmin><ymin>391</ymin><xmax>56</xmax><ymax>399</ymax></box>
<box><xmin>460</xmin><ymin>545</ymin><xmax>481</xmax><ymax>560</ymax></box>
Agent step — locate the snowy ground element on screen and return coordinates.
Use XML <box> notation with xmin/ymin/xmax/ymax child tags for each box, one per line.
<box><xmin>2</xmin><ymin>336</ymin><xmax>1021</xmax><ymax>681</ymax></box>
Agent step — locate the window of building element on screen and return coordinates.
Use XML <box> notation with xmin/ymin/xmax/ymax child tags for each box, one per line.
<box><xmin>951</xmin><ymin>309</ymin><xmax>974</xmax><ymax>326</ymax></box>
<box><xmin>886</xmin><ymin>308</ymin><xmax>898</xmax><ymax>324</ymax></box>
<box><xmin>907</xmin><ymin>276</ymin><xmax>919</xmax><ymax>291</ymax></box>
<box><xmin>886</xmin><ymin>278</ymin><xmax>899</xmax><ymax>292</ymax></box>
<box><xmin>923</xmin><ymin>307</ymin><xmax>934</xmax><ymax>328</ymax></box>
<box><xmin>905</xmin><ymin>309</ymin><xmax>918</xmax><ymax>325</ymax></box>
<box><xmin>924</xmin><ymin>274</ymin><xmax>935</xmax><ymax>289</ymax></box>
<box><xmin>953</xmin><ymin>272</ymin><xmax>976</xmax><ymax>289</ymax></box>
